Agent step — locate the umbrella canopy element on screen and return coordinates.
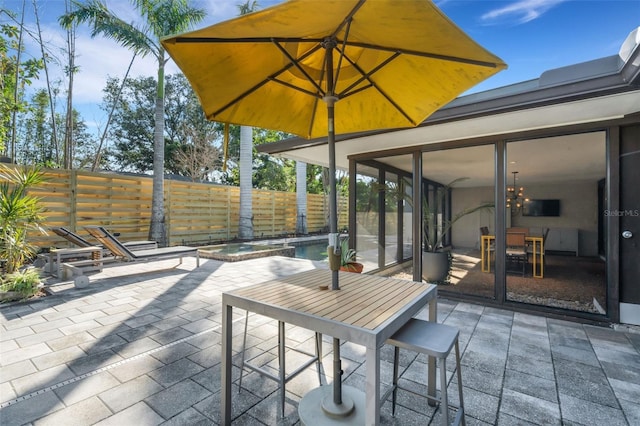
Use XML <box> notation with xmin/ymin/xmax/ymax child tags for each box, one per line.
<box><xmin>162</xmin><ymin>0</ymin><xmax>506</xmax><ymax>138</ymax></box>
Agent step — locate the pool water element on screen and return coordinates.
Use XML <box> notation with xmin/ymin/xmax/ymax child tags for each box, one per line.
<box><xmin>294</xmin><ymin>242</ymin><xmax>328</xmax><ymax>261</ymax></box>
<box><xmin>198</xmin><ymin>243</ymin><xmax>294</xmax><ymax>262</ymax></box>
<box><xmin>214</xmin><ymin>243</ymin><xmax>276</xmax><ymax>254</ymax></box>
<box><xmin>197</xmin><ymin>239</ymin><xmax>331</xmax><ymax>262</ymax></box>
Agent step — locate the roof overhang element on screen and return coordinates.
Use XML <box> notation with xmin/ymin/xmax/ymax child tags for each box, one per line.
<box><xmin>257</xmin><ymin>26</ymin><xmax>640</xmax><ymax>171</ymax></box>
<box><xmin>260</xmin><ymin>89</ymin><xmax>640</xmax><ymax>171</ymax></box>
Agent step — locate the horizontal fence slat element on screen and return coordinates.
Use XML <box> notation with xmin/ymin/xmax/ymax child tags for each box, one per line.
<box><xmin>0</xmin><ymin>166</ymin><xmax>347</xmax><ymax>248</ymax></box>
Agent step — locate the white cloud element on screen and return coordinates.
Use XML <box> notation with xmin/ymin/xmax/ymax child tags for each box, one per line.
<box><xmin>71</xmin><ymin>33</ymin><xmax>172</xmax><ymax>104</ymax></box>
<box><xmin>202</xmin><ymin>0</ymin><xmax>240</xmax><ymax>22</ymax></box>
<box><xmin>481</xmin><ymin>0</ymin><xmax>567</xmax><ymax>25</ymax></box>
<box><xmin>202</xmin><ymin>0</ymin><xmax>284</xmax><ymax>23</ymax></box>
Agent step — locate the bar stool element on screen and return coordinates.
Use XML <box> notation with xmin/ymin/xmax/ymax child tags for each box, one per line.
<box><xmin>385</xmin><ymin>319</ymin><xmax>465</xmax><ymax>426</ymax></box>
<box><xmin>238</xmin><ymin>311</ymin><xmax>323</xmax><ymax>417</ymax></box>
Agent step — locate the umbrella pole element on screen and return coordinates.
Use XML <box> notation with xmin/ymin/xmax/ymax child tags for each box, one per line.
<box><xmin>326</xmin><ymin>95</ymin><xmax>340</xmax><ymax>292</ymax></box>
<box><xmin>321</xmin><ymin>93</ymin><xmax>355</xmax><ymax>419</ymax></box>
<box><xmin>326</xmin><ymin>95</ymin><xmax>348</xmax><ymax>409</ymax></box>
<box><xmin>328</xmin><ymin>98</ymin><xmax>343</xmax><ymax>406</ymax></box>
<box><xmin>324</xmin><ymin>39</ymin><xmax>355</xmax><ymax>417</ymax></box>
<box><xmin>324</xmin><ymin>39</ymin><xmax>342</xmax><ymax>405</ymax></box>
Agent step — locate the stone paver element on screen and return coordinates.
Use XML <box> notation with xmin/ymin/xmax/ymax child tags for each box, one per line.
<box><xmin>1</xmin><ymin>255</ymin><xmax>639</xmax><ymax>425</ymax></box>
<box><xmin>98</xmin><ymin>375</ymin><xmax>164</xmax><ymax>412</ymax></box>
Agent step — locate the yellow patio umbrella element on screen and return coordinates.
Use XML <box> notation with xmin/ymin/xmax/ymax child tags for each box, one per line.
<box><xmin>162</xmin><ymin>0</ymin><xmax>505</xmax><ymax>419</ymax></box>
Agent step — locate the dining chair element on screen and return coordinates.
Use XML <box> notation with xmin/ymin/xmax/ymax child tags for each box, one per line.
<box><xmin>526</xmin><ymin>227</ymin><xmax>550</xmax><ymax>266</ymax></box>
<box><xmin>384</xmin><ymin>319</ymin><xmax>465</xmax><ymax>425</ymax></box>
<box><xmin>542</xmin><ymin>227</ymin><xmax>550</xmax><ymax>267</ymax></box>
<box><xmin>506</xmin><ymin>231</ymin><xmax>528</xmax><ymax>276</ymax></box>
<box><xmin>479</xmin><ymin>227</ymin><xmax>495</xmax><ymax>261</ymax></box>
<box><xmin>507</xmin><ymin>227</ymin><xmax>528</xmax><ymax>235</ymax></box>
<box><xmin>238</xmin><ymin>312</ymin><xmax>323</xmax><ymax>417</ymax></box>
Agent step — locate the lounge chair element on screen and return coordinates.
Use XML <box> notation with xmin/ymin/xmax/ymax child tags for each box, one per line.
<box><xmin>61</xmin><ymin>226</ymin><xmax>199</xmax><ymax>287</ymax></box>
<box><xmin>51</xmin><ymin>226</ymin><xmax>157</xmax><ymax>252</ymax></box>
<box><xmin>42</xmin><ymin>227</ymin><xmax>158</xmax><ymax>278</ymax></box>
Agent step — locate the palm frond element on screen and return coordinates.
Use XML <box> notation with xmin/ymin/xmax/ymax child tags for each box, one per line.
<box><xmin>0</xmin><ymin>165</ymin><xmax>48</xmax><ymax>274</ymax></box>
<box><xmin>423</xmin><ymin>178</ymin><xmax>494</xmax><ymax>251</ymax></box>
<box><xmin>133</xmin><ymin>0</ymin><xmax>206</xmax><ymax>38</ymax></box>
<box><xmin>376</xmin><ymin>176</ymin><xmax>493</xmax><ymax>252</ymax></box>
<box><xmin>59</xmin><ymin>0</ymin><xmax>155</xmax><ymax>57</ymax></box>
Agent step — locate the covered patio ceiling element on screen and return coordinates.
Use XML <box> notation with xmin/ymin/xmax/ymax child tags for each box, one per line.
<box><xmin>378</xmin><ymin>131</ymin><xmax>606</xmax><ymax>187</ymax></box>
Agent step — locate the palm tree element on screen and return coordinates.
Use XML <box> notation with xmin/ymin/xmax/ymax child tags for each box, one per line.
<box><xmin>296</xmin><ymin>161</ymin><xmax>307</xmax><ymax>234</ymax></box>
<box><xmin>236</xmin><ymin>0</ymin><xmax>259</xmax><ymax>240</ymax></box>
<box><xmin>238</xmin><ymin>125</ymin><xmax>253</xmax><ymax>239</ymax></box>
<box><xmin>59</xmin><ymin>0</ymin><xmax>205</xmax><ymax>247</ymax></box>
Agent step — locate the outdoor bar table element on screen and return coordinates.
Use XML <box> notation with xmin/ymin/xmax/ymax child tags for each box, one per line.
<box><xmin>221</xmin><ymin>269</ymin><xmax>438</xmax><ymax>425</ymax></box>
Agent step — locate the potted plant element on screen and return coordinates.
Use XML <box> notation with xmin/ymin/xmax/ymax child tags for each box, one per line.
<box><xmin>421</xmin><ymin>178</ymin><xmax>493</xmax><ymax>282</ymax></box>
<box><xmin>0</xmin><ymin>165</ymin><xmax>48</xmax><ymax>301</ymax></box>
<box><xmin>378</xmin><ymin>177</ymin><xmax>492</xmax><ymax>283</ymax></box>
<box><xmin>339</xmin><ymin>238</ymin><xmax>364</xmax><ymax>273</ymax></box>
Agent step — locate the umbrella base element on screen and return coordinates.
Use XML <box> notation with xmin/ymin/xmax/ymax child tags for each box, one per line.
<box><xmin>299</xmin><ymin>385</ymin><xmax>365</xmax><ymax>425</ymax></box>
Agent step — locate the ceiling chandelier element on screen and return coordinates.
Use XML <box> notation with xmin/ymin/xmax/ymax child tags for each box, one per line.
<box><xmin>506</xmin><ymin>171</ymin><xmax>525</xmax><ymax>210</ymax></box>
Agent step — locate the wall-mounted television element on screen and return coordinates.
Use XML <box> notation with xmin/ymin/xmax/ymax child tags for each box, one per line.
<box><xmin>522</xmin><ymin>199</ymin><xmax>560</xmax><ymax>217</ymax></box>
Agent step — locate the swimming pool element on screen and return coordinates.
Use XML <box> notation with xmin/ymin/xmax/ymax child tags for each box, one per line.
<box><xmin>198</xmin><ymin>243</ymin><xmax>295</xmax><ymax>262</ymax></box>
<box><xmin>294</xmin><ymin>241</ymin><xmax>328</xmax><ymax>261</ymax></box>
<box><xmin>197</xmin><ymin>237</ymin><xmax>330</xmax><ymax>262</ymax></box>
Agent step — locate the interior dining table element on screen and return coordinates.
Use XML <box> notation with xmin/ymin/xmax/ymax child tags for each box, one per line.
<box><xmin>481</xmin><ymin>234</ymin><xmax>545</xmax><ymax>278</ymax></box>
<box><xmin>221</xmin><ymin>268</ymin><xmax>438</xmax><ymax>425</ymax></box>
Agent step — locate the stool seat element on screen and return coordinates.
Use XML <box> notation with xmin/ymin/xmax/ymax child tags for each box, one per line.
<box><xmin>384</xmin><ymin>319</ymin><xmax>465</xmax><ymax>426</ymax></box>
<box><xmin>388</xmin><ymin>319</ymin><xmax>458</xmax><ymax>357</ymax></box>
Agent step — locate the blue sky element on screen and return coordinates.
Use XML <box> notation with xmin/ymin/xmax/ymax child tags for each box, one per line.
<box><xmin>4</xmin><ymin>0</ymin><xmax>639</xmax><ymax>135</ymax></box>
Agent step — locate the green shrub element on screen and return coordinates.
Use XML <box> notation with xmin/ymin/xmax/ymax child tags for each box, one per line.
<box><xmin>1</xmin><ymin>267</ymin><xmax>42</xmax><ymax>299</ymax></box>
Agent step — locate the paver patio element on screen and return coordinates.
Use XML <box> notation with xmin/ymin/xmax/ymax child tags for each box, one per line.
<box><xmin>1</xmin><ymin>256</ymin><xmax>639</xmax><ymax>425</ymax></box>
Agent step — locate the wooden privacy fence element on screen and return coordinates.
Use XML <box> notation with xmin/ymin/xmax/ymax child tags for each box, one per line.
<box><xmin>15</xmin><ymin>168</ymin><xmax>347</xmax><ymax>248</ymax></box>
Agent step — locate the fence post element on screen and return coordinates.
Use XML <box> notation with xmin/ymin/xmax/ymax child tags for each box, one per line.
<box><xmin>165</xmin><ymin>180</ymin><xmax>172</xmax><ymax>245</ymax></box>
<box><xmin>227</xmin><ymin>187</ymin><xmax>231</xmax><ymax>241</ymax></box>
<box><xmin>272</xmin><ymin>191</ymin><xmax>276</xmax><ymax>236</ymax></box>
<box><xmin>70</xmin><ymin>170</ymin><xmax>77</xmax><ymax>231</ymax></box>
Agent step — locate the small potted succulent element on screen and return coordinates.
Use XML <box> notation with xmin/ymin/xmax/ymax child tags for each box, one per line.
<box><xmin>339</xmin><ymin>238</ymin><xmax>364</xmax><ymax>273</ymax></box>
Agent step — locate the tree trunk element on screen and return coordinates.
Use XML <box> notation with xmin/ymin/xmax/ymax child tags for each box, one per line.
<box><xmin>238</xmin><ymin>125</ymin><xmax>253</xmax><ymax>240</ymax></box>
<box><xmin>10</xmin><ymin>0</ymin><xmax>26</xmax><ymax>163</ymax></box>
<box><xmin>321</xmin><ymin>167</ymin><xmax>330</xmax><ymax>231</ymax></box>
<box><xmin>296</xmin><ymin>161</ymin><xmax>307</xmax><ymax>234</ymax></box>
<box><xmin>34</xmin><ymin>0</ymin><xmax>60</xmax><ymax>165</ymax></box>
<box><xmin>149</xmin><ymin>55</ymin><xmax>166</xmax><ymax>247</ymax></box>
<box><xmin>92</xmin><ymin>54</ymin><xmax>136</xmax><ymax>172</ymax></box>
<box><xmin>62</xmin><ymin>0</ymin><xmax>75</xmax><ymax>169</ymax></box>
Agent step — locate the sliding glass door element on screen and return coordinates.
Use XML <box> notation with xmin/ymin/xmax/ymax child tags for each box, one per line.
<box><xmin>422</xmin><ymin>145</ymin><xmax>496</xmax><ymax>299</ymax></box>
<box><xmin>504</xmin><ymin>133</ymin><xmax>607</xmax><ymax>314</ymax></box>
